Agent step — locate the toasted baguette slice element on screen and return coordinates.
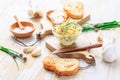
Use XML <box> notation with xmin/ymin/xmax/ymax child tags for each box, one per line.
<box><xmin>64</xmin><ymin>2</ymin><xmax>83</xmax><ymax>19</ymax></box>
<box><xmin>46</xmin><ymin>10</ymin><xmax>68</xmax><ymax>25</ymax></box>
<box><xmin>55</xmin><ymin>58</ymin><xmax>80</xmax><ymax>76</ymax></box>
<box><xmin>43</xmin><ymin>55</ymin><xmax>80</xmax><ymax>76</ymax></box>
<box><xmin>42</xmin><ymin>55</ymin><xmax>59</xmax><ymax>71</ymax></box>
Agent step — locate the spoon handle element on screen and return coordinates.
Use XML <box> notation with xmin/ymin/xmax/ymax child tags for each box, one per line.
<box><xmin>14</xmin><ymin>15</ymin><xmax>24</xmax><ymax>30</ymax></box>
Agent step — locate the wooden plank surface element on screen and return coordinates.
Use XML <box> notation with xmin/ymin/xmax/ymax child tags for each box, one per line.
<box><xmin>0</xmin><ymin>0</ymin><xmax>120</xmax><ymax>80</ymax></box>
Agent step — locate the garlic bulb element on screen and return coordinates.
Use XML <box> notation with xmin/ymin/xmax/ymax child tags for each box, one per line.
<box><xmin>102</xmin><ymin>43</ymin><xmax>119</xmax><ymax>63</ymax></box>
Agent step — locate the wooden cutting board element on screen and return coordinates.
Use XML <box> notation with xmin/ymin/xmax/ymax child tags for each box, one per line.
<box><xmin>45</xmin><ymin>35</ymin><xmax>102</xmax><ymax>52</ymax></box>
<box><xmin>36</xmin><ymin>14</ymin><xmax>90</xmax><ymax>39</ymax></box>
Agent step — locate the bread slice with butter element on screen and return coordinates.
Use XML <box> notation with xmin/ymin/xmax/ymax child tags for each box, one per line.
<box><xmin>55</xmin><ymin>58</ymin><xmax>80</xmax><ymax>76</ymax></box>
<box><xmin>46</xmin><ymin>10</ymin><xmax>68</xmax><ymax>25</ymax></box>
<box><xmin>42</xmin><ymin>55</ymin><xmax>80</xmax><ymax>76</ymax></box>
<box><xmin>64</xmin><ymin>2</ymin><xmax>83</xmax><ymax>19</ymax></box>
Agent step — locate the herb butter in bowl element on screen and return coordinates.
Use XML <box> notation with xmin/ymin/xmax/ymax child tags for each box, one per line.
<box><xmin>52</xmin><ymin>21</ymin><xmax>82</xmax><ymax>46</ymax></box>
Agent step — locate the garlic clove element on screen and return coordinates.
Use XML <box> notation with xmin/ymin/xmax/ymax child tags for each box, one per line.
<box><xmin>23</xmin><ymin>47</ymin><xmax>33</xmax><ymax>54</ymax></box>
<box><xmin>31</xmin><ymin>46</ymin><xmax>41</xmax><ymax>57</ymax></box>
<box><xmin>28</xmin><ymin>9</ymin><xmax>34</xmax><ymax>17</ymax></box>
<box><xmin>28</xmin><ymin>9</ymin><xmax>42</xmax><ymax>19</ymax></box>
<box><xmin>31</xmin><ymin>49</ymin><xmax>41</xmax><ymax>57</ymax></box>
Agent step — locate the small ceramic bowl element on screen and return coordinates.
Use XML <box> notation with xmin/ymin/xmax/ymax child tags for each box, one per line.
<box><xmin>10</xmin><ymin>21</ymin><xmax>35</xmax><ymax>38</ymax></box>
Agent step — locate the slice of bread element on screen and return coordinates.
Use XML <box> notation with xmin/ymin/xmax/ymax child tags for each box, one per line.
<box><xmin>64</xmin><ymin>2</ymin><xmax>83</xmax><ymax>19</ymax></box>
<box><xmin>42</xmin><ymin>55</ymin><xmax>80</xmax><ymax>76</ymax></box>
<box><xmin>55</xmin><ymin>58</ymin><xmax>80</xmax><ymax>76</ymax></box>
<box><xmin>42</xmin><ymin>55</ymin><xmax>59</xmax><ymax>71</ymax></box>
<box><xmin>46</xmin><ymin>10</ymin><xmax>68</xmax><ymax>25</ymax></box>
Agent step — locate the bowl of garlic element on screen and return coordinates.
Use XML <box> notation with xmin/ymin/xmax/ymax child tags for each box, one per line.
<box><xmin>52</xmin><ymin>21</ymin><xmax>82</xmax><ymax>46</ymax></box>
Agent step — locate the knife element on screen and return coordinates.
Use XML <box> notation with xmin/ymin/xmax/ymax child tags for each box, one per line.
<box><xmin>52</xmin><ymin>43</ymin><xmax>102</xmax><ymax>54</ymax></box>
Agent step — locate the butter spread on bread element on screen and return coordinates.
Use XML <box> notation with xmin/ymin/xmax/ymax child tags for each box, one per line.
<box><xmin>46</xmin><ymin>10</ymin><xmax>68</xmax><ymax>25</ymax></box>
<box><xmin>55</xmin><ymin>58</ymin><xmax>79</xmax><ymax>76</ymax></box>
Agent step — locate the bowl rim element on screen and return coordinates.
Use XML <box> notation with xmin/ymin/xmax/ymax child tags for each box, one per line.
<box><xmin>52</xmin><ymin>24</ymin><xmax>82</xmax><ymax>36</ymax></box>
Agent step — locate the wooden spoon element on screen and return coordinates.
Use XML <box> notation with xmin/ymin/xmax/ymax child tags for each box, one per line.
<box><xmin>14</xmin><ymin>15</ymin><xmax>24</xmax><ymax>30</ymax></box>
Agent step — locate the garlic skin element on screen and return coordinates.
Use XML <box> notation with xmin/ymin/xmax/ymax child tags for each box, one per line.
<box><xmin>102</xmin><ymin>43</ymin><xmax>119</xmax><ymax>63</ymax></box>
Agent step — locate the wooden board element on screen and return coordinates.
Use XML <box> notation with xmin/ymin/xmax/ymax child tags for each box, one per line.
<box><xmin>36</xmin><ymin>14</ymin><xmax>90</xmax><ymax>39</ymax></box>
<box><xmin>45</xmin><ymin>35</ymin><xmax>101</xmax><ymax>52</ymax></box>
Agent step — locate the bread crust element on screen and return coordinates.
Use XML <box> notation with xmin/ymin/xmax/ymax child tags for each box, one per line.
<box><xmin>64</xmin><ymin>2</ymin><xmax>83</xmax><ymax>19</ymax></box>
<box><xmin>42</xmin><ymin>55</ymin><xmax>58</xmax><ymax>71</ymax></box>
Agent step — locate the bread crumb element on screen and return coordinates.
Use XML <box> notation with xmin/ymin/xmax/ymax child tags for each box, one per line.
<box><xmin>97</xmin><ymin>35</ymin><xmax>103</xmax><ymax>42</ymax></box>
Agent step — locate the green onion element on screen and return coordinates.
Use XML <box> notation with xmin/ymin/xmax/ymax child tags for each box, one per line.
<box><xmin>0</xmin><ymin>45</ymin><xmax>27</xmax><ymax>70</ymax></box>
<box><xmin>82</xmin><ymin>20</ymin><xmax>120</xmax><ymax>32</ymax></box>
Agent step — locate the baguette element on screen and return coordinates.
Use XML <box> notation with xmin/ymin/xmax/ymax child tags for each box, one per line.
<box><xmin>42</xmin><ymin>55</ymin><xmax>80</xmax><ymax>76</ymax></box>
<box><xmin>64</xmin><ymin>2</ymin><xmax>83</xmax><ymax>19</ymax></box>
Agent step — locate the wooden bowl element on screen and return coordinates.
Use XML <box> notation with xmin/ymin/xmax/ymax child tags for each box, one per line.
<box><xmin>10</xmin><ymin>21</ymin><xmax>35</xmax><ymax>38</ymax></box>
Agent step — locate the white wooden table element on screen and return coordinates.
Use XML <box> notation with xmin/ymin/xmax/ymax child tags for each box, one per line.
<box><xmin>0</xmin><ymin>0</ymin><xmax>120</xmax><ymax>80</ymax></box>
